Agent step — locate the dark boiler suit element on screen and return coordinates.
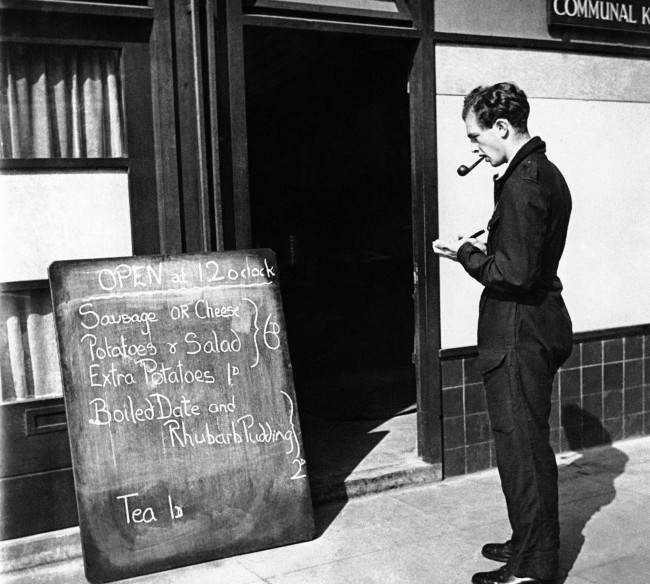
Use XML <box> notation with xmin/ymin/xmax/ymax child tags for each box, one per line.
<box><xmin>457</xmin><ymin>137</ymin><xmax>573</xmax><ymax>580</ymax></box>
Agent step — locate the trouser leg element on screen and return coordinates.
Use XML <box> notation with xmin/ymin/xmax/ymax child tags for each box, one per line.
<box><xmin>485</xmin><ymin>349</ymin><xmax>559</xmax><ymax>580</ymax></box>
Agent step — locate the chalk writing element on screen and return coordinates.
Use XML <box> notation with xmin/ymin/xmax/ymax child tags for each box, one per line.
<box><xmin>281</xmin><ymin>391</ymin><xmax>307</xmax><ymax>480</ymax></box>
<box><xmin>116</xmin><ymin>492</ymin><xmax>158</xmax><ymax>524</ymax></box>
<box><xmin>193</xmin><ymin>300</ymin><xmax>240</xmax><ymax>320</ymax></box>
<box><xmin>116</xmin><ymin>491</ymin><xmax>184</xmax><ymax>526</ymax></box>
<box><xmin>79</xmin><ymin>303</ymin><xmax>158</xmax><ymax>337</ymax></box>
<box><xmin>227</xmin><ymin>362</ymin><xmax>240</xmax><ymax>386</ymax></box>
<box><xmin>72</xmin><ymin>255</ymin><xmax>305</xmax><ymax>480</ymax></box>
<box><xmin>89</xmin><ymin>362</ymin><xmax>136</xmax><ymax>388</ymax></box>
<box><xmin>184</xmin><ymin>329</ymin><xmax>242</xmax><ymax>355</ymax></box>
<box><xmin>243</xmin><ymin>297</ymin><xmax>262</xmax><ymax>368</ymax></box>
<box><xmin>163</xmin><ymin>416</ymin><xmax>295</xmax><ymax>450</ymax></box>
<box><xmin>81</xmin><ymin>333</ymin><xmax>157</xmax><ymax>362</ymax></box>
<box><xmin>97</xmin><ymin>263</ymin><xmax>163</xmax><ymax>291</ymax></box>
<box><xmin>92</xmin><ymin>257</ymin><xmax>278</xmax><ymax>292</ymax></box>
<box><xmin>264</xmin><ymin>313</ymin><xmax>281</xmax><ymax>350</ymax></box>
<box><xmin>136</xmin><ymin>358</ymin><xmax>218</xmax><ymax>385</ymax></box>
<box><xmin>88</xmin><ymin>393</ymin><xmax>201</xmax><ymax>427</ymax></box>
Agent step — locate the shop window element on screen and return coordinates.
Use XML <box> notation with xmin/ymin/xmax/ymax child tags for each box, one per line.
<box><xmin>0</xmin><ymin>42</ymin><xmax>132</xmax><ymax>404</ymax></box>
<box><xmin>0</xmin><ymin>1</ymin><xmax>160</xmax><ymax>538</ymax></box>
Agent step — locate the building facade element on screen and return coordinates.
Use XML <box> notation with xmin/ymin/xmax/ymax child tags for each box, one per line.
<box><xmin>1</xmin><ymin>0</ymin><xmax>649</xmax><ymax>540</ymax></box>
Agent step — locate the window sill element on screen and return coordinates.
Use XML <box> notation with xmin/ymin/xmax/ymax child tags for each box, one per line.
<box><xmin>0</xmin><ymin>279</ymin><xmax>50</xmax><ymax>292</ymax></box>
<box><xmin>0</xmin><ymin>158</ymin><xmax>128</xmax><ymax>171</ymax></box>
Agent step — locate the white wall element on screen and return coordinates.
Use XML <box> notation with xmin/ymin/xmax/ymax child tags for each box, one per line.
<box><xmin>436</xmin><ymin>46</ymin><xmax>650</xmax><ymax>348</ymax></box>
<box><xmin>0</xmin><ymin>171</ymin><xmax>132</xmax><ymax>282</ymax></box>
<box><xmin>435</xmin><ymin>0</ymin><xmax>551</xmax><ymax>40</ymax></box>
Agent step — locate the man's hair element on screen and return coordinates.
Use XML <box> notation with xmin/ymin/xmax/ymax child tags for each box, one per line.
<box><xmin>462</xmin><ymin>82</ymin><xmax>530</xmax><ymax>133</ymax></box>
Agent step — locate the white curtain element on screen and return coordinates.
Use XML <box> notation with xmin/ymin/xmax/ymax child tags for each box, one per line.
<box><xmin>0</xmin><ymin>43</ymin><xmax>125</xmax><ymax>158</ymax></box>
<box><xmin>0</xmin><ymin>289</ymin><xmax>63</xmax><ymax>401</ymax></box>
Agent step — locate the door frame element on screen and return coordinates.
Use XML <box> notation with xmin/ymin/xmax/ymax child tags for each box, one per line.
<box><xmin>217</xmin><ymin>2</ymin><xmax>443</xmax><ymax>465</ymax></box>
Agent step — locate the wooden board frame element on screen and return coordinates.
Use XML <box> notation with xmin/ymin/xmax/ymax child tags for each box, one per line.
<box><xmin>50</xmin><ymin>249</ymin><xmax>314</xmax><ymax>583</ymax></box>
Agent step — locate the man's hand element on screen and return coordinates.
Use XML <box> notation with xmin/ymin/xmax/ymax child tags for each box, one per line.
<box><xmin>432</xmin><ymin>236</ymin><xmax>486</xmax><ymax>262</ymax></box>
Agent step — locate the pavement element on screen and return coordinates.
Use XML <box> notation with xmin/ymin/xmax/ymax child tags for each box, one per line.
<box><xmin>1</xmin><ymin>436</ymin><xmax>649</xmax><ymax>584</ymax></box>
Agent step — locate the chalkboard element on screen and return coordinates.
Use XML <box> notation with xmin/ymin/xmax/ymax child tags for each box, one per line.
<box><xmin>49</xmin><ymin>250</ymin><xmax>314</xmax><ymax>583</ymax></box>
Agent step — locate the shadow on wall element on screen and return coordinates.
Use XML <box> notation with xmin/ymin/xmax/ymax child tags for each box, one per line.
<box><xmin>557</xmin><ymin>404</ymin><xmax>629</xmax><ymax>582</ymax></box>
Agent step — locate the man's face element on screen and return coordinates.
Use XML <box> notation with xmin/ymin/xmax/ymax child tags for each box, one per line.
<box><xmin>464</xmin><ymin>111</ymin><xmax>507</xmax><ymax>167</ymax></box>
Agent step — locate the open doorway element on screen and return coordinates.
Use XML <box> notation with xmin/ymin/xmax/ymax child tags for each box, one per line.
<box><xmin>244</xmin><ymin>29</ymin><xmax>416</xmax><ymax>486</ymax></box>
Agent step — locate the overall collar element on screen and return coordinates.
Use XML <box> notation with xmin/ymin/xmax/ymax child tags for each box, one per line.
<box><xmin>493</xmin><ymin>136</ymin><xmax>546</xmax><ymax>186</ymax></box>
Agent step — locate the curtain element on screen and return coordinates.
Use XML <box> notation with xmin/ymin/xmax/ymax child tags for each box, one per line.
<box><xmin>0</xmin><ymin>43</ymin><xmax>126</xmax><ymax>158</ymax></box>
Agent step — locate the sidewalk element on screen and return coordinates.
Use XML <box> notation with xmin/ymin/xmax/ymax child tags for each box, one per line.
<box><xmin>2</xmin><ymin>436</ymin><xmax>649</xmax><ymax>584</ymax></box>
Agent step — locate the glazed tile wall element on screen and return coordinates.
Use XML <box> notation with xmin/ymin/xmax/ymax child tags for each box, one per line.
<box><xmin>441</xmin><ymin>333</ymin><xmax>649</xmax><ymax>477</ymax></box>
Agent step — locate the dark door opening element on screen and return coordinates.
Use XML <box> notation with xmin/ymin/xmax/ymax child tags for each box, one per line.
<box><xmin>244</xmin><ymin>30</ymin><xmax>414</xmax><ymax>424</ymax></box>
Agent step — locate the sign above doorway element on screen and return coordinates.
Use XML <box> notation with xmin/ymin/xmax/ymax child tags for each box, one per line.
<box><xmin>548</xmin><ymin>0</ymin><xmax>650</xmax><ymax>35</ymax></box>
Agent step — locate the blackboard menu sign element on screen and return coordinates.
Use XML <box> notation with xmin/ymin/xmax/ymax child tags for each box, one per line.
<box><xmin>49</xmin><ymin>250</ymin><xmax>314</xmax><ymax>583</ymax></box>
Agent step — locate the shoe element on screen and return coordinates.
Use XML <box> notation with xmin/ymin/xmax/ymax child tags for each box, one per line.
<box><xmin>471</xmin><ymin>565</ymin><xmax>542</xmax><ymax>584</ymax></box>
<box><xmin>481</xmin><ymin>541</ymin><xmax>514</xmax><ymax>563</ymax></box>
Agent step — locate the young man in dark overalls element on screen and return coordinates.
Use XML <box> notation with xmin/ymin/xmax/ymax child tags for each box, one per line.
<box><xmin>433</xmin><ymin>82</ymin><xmax>573</xmax><ymax>584</ymax></box>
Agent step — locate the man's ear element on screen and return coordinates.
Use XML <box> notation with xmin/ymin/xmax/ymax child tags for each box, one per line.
<box><xmin>494</xmin><ymin>118</ymin><xmax>510</xmax><ymax>138</ymax></box>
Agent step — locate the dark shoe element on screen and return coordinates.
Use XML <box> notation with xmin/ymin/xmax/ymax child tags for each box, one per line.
<box><xmin>471</xmin><ymin>565</ymin><xmax>542</xmax><ymax>584</ymax></box>
<box><xmin>481</xmin><ymin>541</ymin><xmax>514</xmax><ymax>563</ymax></box>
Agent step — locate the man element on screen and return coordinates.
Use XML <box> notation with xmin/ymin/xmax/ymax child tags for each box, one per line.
<box><xmin>433</xmin><ymin>82</ymin><xmax>573</xmax><ymax>584</ymax></box>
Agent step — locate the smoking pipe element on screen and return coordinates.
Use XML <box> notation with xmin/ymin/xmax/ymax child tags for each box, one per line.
<box><xmin>457</xmin><ymin>157</ymin><xmax>484</xmax><ymax>176</ymax></box>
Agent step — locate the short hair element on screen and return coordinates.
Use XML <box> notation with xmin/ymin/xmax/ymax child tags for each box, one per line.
<box><xmin>462</xmin><ymin>82</ymin><xmax>530</xmax><ymax>133</ymax></box>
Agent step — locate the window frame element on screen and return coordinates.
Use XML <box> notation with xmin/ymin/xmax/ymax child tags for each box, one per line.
<box><xmin>0</xmin><ymin>23</ymin><xmax>160</xmax><ymax>255</ymax></box>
